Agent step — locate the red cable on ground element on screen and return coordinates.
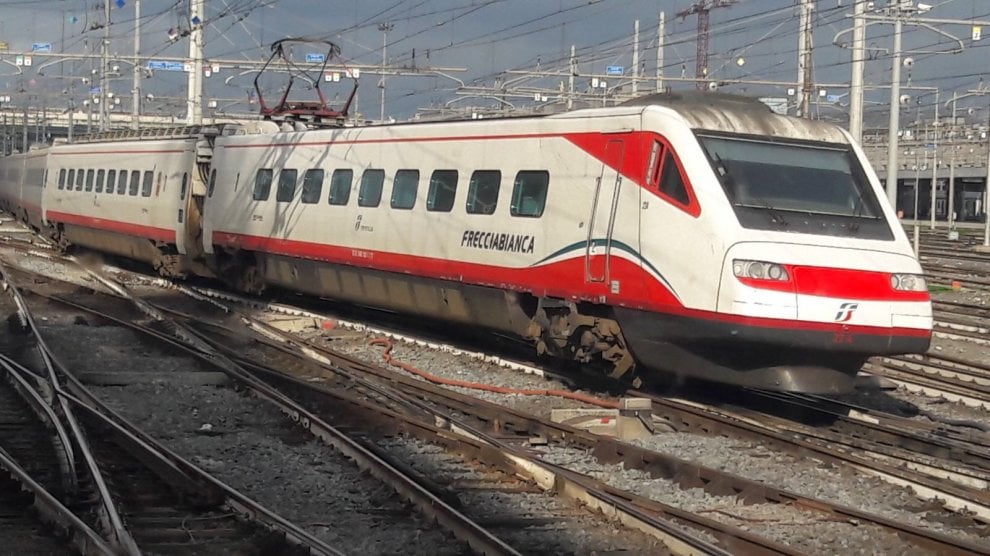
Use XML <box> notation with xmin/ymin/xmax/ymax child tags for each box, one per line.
<box><xmin>369</xmin><ymin>337</ymin><xmax>620</xmax><ymax>410</ymax></box>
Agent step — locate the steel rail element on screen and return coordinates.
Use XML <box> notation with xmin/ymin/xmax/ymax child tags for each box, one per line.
<box><xmin>6</xmin><ymin>240</ymin><xmax>988</xmax><ymax>554</ymax></box>
<box><xmin>867</xmin><ymin>360</ymin><xmax>990</xmax><ymax>411</ymax></box>
<box><xmin>0</xmin><ymin>258</ymin><xmax>141</xmax><ymax>555</ymax></box>
<box><xmin>44</xmin><ymin>267</ymin><xmax>769</xmax><ymax>555</ymax></box>
<box><xmin>0</xmin><ymin>354</ymin><xmax>79</xmax><ymax>497</ymax></box>
<box><xmin>0</xmin><ymin>446</ymin><xmax>114</xmax><ymax>555</ymax></box>
<box><xmin>161</xmin><ymin>275</ymin><xmax>990</xmax><ymax>555</ymax></box>
<box><xmin>3</xmin><ymin>262</ymin><xmax>345</xmax><ymax>555</ymax></box>
<box><xmin>185</xmin><ymin>309</ymin><xmax>990</xmax><ymax>556</ymax></box>
<box><xmin>640</xmin><ymin>393</ymin><xmax>990</xmax><ymax>526</ymax></box>
<box><xmin>209</xmin><ymin>342</ymin><xmax>753</xmax><ymax>556</ymax></box>
<box><xmin>81</xmin><ymin>268</ymin><xmax>523</xmax><ymax>556</ymax></box>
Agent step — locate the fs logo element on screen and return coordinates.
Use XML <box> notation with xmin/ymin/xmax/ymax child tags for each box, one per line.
<box><xmin>834</xmin><ymin>302</ymin><xmax>859</xmax><ymax>323</ymax></box>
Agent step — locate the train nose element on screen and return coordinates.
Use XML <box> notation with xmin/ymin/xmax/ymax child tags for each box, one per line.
<box><xmin>718</xmin><ymin>242</ymin><xmax>932</xmax><ymax>331</ymax></box>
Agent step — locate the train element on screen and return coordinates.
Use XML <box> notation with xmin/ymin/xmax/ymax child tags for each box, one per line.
<box><xmin>0</xmin><ymin>92</ymin><xmax>933</xmax><ymax>394</ymax></box>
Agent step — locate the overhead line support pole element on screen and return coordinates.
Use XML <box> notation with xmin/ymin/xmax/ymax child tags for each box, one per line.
<box><xmin>849</xmin><ymin>0</ymin><xmax>866</xmax><ymax>141</ymax></box>
<box><xmin>132</xmin><ymin>0</ymin><xmax>141</xmax><ymax>130</ymax></box>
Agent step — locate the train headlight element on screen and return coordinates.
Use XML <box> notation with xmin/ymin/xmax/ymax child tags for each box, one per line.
<box><xmin>733</xmin><ymin>259</ymin><xmax>790</xmax><ymax>281</ymax></box>
<box><xmin>890</xmin><ymin>273</ymin><xmax>927</xmax><ymax>291</ymax></box>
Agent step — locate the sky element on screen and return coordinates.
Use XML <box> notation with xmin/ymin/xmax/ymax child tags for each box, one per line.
<box><xmin>1</xmin><ymin>0</ymin><xmax>990</xmax><ymax>126</ymax></box>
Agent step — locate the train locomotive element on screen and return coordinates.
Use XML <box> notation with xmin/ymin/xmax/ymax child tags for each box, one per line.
<box><xmin>0</xmin><ymin>92</ymin><xmax>932</xmax><ymax>394</ymax></box>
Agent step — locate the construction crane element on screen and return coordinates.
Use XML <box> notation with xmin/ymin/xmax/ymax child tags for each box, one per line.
<box><xmin>677</xmin><ymin>0</ymin><xmax>737</xmax><ymax>91</ymax></box>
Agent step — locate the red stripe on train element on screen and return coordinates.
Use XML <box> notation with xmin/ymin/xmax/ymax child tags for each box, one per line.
<box><xmin>212</xmin><ymin>229</ymin><xmax>930</xmax><ymax>337</ymax></box>
<box><xmin>46</xmin><ymin>210</ymin><xmax>175</xmax><ymax>242</ymax></box>
<box><xmin>736</xmin><ymin>265</ymin><xmax>929</xmax><ymax>302</ymax></box>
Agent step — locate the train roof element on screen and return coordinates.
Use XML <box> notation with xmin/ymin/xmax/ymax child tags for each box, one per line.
<box><xmin>618</xmin><ymin>92</ymin><xmax>851</xmax><ymax>144</ymax></box>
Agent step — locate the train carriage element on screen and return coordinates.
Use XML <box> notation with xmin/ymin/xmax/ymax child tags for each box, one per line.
<box><xmin>0</xmin><ymin>92</ymin><xmax>932</xmax><ymax>393</ymax></box>
<box><xmin>0</xmin><ymin>148</ymin><xmax>48</xmax><ymax>231</ymax></box>
<box><xmin>203</xmin><ymin>93</ymin><xmax>932</xmax><ymax>393</ymax></box>
<box><xmin>41</xmin><ymin>130</ymin><xmax>210</xmax><ymax>276</ymax></box>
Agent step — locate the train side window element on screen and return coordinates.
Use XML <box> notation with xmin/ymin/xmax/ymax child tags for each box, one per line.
<box><xmin>510</xmin><ymin>171</ymin><xmax>549</xmax><ymax>217</ymax></box>
<box><xmin>58</xmin><ymin>169</ymin><xmax>67</xmax><ymax>190</ymax></box>
<box><xmin>180</xmin><ymin>173</ymin><xmax>189</xmax><ymax>200</ymax></box>
<box><xmin>106</xmin><ymin>170</ymin><xmax>116</xmax><ymax>194</ymax></box>
<box><xmin>95</xmin><ymin>170</ymin><xmax>105</xmax><ymax>193</ymax></box>
<box><xmin>142</xmin><ymin>171</ymin><xmax>154</xmax><ymax>197</ymax></box>
<box><xmin>207</xmin><ymin>169</ymin><xmax>217</xmax><ymax>197</ymax></box>
<box><xmin>129</xmin><ymin>172</ymin><xmax>141</xmax><ymax>196</ymax></box>
<box><xmin>253</xmin><ymin>168</ymin><xmax>273</xmax><ymax>201</ymax></box>
<box><xmin>358</xmin><ymin>169</ymin><xmax>384</xmax><ymax>207</ymax></box>
<box><xmin>301</xmin><ymin>169</ymin><xmax>323</xmax><ymax>204</ymax></box>
<box><xmin>75</xmin><ymin>169</ymin><xmax>85</xmax><ymax>191</ymax></box>
<box><xmin>658</xmin><ymin>150</ymin><xmax>690</xmax><ymax>206</ymax></box>
<box><xmin>84</xmin><ymin>170</ymin><xmax>94</xmax><ymax>192</ymax></box>
<box><xmin>427</xmin><ymin>170</ymin><xmax>457</xmax><ymax>212</ymax></box>
<box><xmin>391</xmin><ymin>169</ymin><xmax>419</xmax><ymax>210</ymax></box>
<box><xmin>276</xmin><ymin>169</ymin><xmax>298</xmax><ymax>202</ymax></box>
<box><xmin>117</xmin><ymin>170</ymin><xmax>128</xmax><ymax>194</ymax></box>
<box><xmin>329</xmin><ymin>169</ymin><xmax>352</xmax><ymax>205</ymax></box>
<box><xmin>466</xmin><ymin>170</ymin><xmax>500</xmax><ymax>215</ymax></box>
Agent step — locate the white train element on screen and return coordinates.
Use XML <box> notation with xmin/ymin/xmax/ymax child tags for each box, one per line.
<box><xmin>0</xmin><ymin>93</ymin><xmax>932</xmax><ymax>393</ymax></box>
<box><xmin>0</xmin><ymin>147</ymin><xmax>47</xmax><ymax>231</ymax></box>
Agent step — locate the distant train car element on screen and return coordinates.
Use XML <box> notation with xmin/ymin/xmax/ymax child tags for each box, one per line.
<box><xmin>0</xmin><ymin>147</ymin><xmax>48</xmax><ymax>231</ymax></box>
<box><xmin>202</xmin><ymin>93</ymin><xmax>932</xmax><ymax>393</ymax></box>
<box><xmin>0</xmin><ymin>152</ymin><xmax>23</xmax><ymax>215</ymax></box>
<box><xmin>41</xmin><ymin>129</ymin><xmax>211</xmax><ymax>277</ymax></box>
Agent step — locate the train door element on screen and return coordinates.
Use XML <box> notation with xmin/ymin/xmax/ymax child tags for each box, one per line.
<box><xmin>585</xmin><ymin>138</ymin><xmax>624</xmax><ymax>284</ymax></box>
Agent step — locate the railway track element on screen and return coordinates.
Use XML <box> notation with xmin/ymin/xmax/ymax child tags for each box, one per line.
<box><xmin>82</xmin><ymin>267</ymin><xmax>990</xmax><ymax>554</ymax></box>
<box><xmin>5</xmin><ymin>227</ymin><xmax>990</xmax><ymax>553</ymax></box>
<box><xmin>0</xmin><ymin>258</ymin><xmax>353</xmax><ymax>556</ymax></box>
<box><xmin>36</xmin><ymin>255</ymin><xmax>736</xmax><ymax>554</ymax></box>
<box><xmin>869</xmin><ymin>355</ymin><xmax>990</xmax><ymax>410</ymax></box>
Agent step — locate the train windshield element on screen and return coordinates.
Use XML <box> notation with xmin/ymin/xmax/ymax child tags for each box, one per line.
<box><xmin>698</xmin><ymin>133</ymin><xmax>892</xmax><ymax>240</ymax></box>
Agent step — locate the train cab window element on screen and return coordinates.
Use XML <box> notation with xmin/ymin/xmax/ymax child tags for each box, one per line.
<box><xmin>276</xmin><ymin>169</ymin><xmax>298</xmax><ymax>202</ymax></box>
<box><xmin>358</xmin><ymin>169</ymin><xmax>384</xmax><ymax>207</ymax></box>
<box><xmin>390</xmin><ymin>170</ymin><xmax>419</xmax><ymax>210</ymax></box>
<box><xmin>647</xmin><ymin>141</ymin><xmax>691</xmax><ymax>208</ymax></box>
<box><xmin>427</xmin><ymin>170</ymin><xmax>457</xmax><ymax>212</ymax></box>
<box><xmin>466</xmin><ymin>170</ymin><xmax>500</xmax><ymax>215</ymax></box>
<box><xmin>301</xmin><ymin>169</ymin><xmax>323</xmax><ymax>204</ymax></box>
<box><xmin>329</xmin><ymin>169</ymin><xmax>352</xmax><ymax>205</ymax></box>
<box><xmin>58</xmin><ymin>169</ymin><xmax>67</xmax><ymax>190</ymax></box>
<box><xmin>106</xmin><ymin>170</ymin><xmax>116</xmax><ymax>194</ymax></box>
<box><xmin>85</xmin><ymin>170</ymin><xmax>95</xmax><ymax>192</ymax></box>
<box><xmin>658</xmin><ymin>151</ymin><xmax>690</xmax><ymax>206</ymax></box>
<box><xmin>207</xmin><ymin>169</ymin><xmax>217</xmax><ymax>197</ymax></box>
<box><xmin>117</xmin><ymin>170</ymin><xmax>128</xmax><ymax>194</ymax></box>
<box><xmin>95</xmin><ymin>170</ymin><xmax>105</xmax><ymax>193</ymax></box>
<box><xmin>75</xmin><ymin>169</ymin><xmax>85</xmax><ymax>191</ymax></box>
<box><xmin>510</xmin><ymin>171</ymin><xmax>549</xmax><ymax>217</ymax></box>
<box><xmin>129</xmin><ymin>172</ymin><xmax>141</xmax><ymax>196</ymax></box>
<box><xmin>253</xmin><ymin>168</ymin><xmax>274</xmax><ymax>201</ymax></box>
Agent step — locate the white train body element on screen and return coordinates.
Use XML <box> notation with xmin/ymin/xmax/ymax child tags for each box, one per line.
<box><xmin>0</xmin><ymin>94</ymin><xmax>932</xmax><ymax>392</ymax></box>
<box><xmin>0</xmin><ymin>149</ymin><xmax>47</xmax><ymax>230</ymax></box>
<box><xmin>38</xmin><ymin>134</ymin><xmax>208</xmax><ymax>275</ymax></box>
